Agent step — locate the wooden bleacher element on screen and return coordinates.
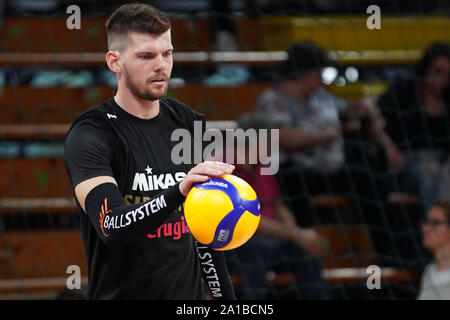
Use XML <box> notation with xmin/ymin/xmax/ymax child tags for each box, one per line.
<box><xmin>0</xmin><ymin>226</ymin><xmax>419</xmax><ymax>298</ymax></box>
<box><xmin>0</xmin><ymin>81</ymin><xmax>387</xmax><ymax>140</ymax></box>
<box><xmin>3</xmin><ymin>16</ymin><xmax>448</xmax><ymax>53</ymax></box>
<box><xmin>0</xmin><ymin>158</ymin><xmax>71</xmax><ymax>199</ymax></box>
<box><xmin>0</xmin><ymin>230</ymin><xmax>87</xmax><ymax>299</ymax></box>
<box><xmin>228</xmin><ymin>224</ymin><xmax>419</xmax><ymax>290</ymax></box>
<box><xmin>1</xmin><ymin>15</ymin><xmax>448</xmax><ymax>66</ymax></box>
<box><xmin>1</xmin><ymin>17</ymin><xmax>213</xmax><ymax>53</ymax></box>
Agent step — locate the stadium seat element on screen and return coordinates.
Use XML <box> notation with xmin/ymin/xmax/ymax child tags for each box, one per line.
<box><xmin>315</xmin><ymin>225</ymin><xmax>376</xmax><ymax>269</ymax></box>
<box><xmin>228</xmin><ymin>224</ymin><xmax>419</xmax><ymax>292</ymax></box>
<box><xmin>0</xmin><ymin>82</ymin><xmax>387</xmax><ymax>127</ymax></box>
<box><xmin>0</xmin><ymin>230</ymin><xmax>87</xmax><ymax>298</ymax></box>
<box><xmin>0</xmin><ymin>159</ymin><xmax>72</xmax><ymax>199</ymax></box>
<box><xmin>2</xmin><ymin>15</ymin><xmax>447</xmax><ymax>66</ymax></box>
<box><xmin>1</xmin><ymin>17</ymin><xmax>213</xmax><ymax>53</ymax></box>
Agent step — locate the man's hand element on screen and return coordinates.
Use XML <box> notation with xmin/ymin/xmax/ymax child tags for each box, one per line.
<box><xmin>179</xmin><ymin>161</ymin><xmax>235</xmax><ymax>196</ymax></box>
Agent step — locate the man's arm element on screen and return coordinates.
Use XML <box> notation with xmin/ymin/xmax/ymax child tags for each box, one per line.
<box><xmin>74</xmin><ymin>162</ymin><xmax>235</xmax><ymax>250</ymax></box>
<box><xmin>65</xmin><ymin>119</ymin><xmax>235</xmax><ymax>249</ymax></box>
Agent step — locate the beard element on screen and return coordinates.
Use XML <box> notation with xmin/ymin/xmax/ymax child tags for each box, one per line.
<box><xmin>123</xmin><ymin>67</ymin><xmax>169</xmax><ymax>101</ymax></box>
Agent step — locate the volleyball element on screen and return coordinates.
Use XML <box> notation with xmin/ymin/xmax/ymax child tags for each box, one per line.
<box><xmin>184</xmin><ymin>174</ymin><xmax>261</xmax><ymax>251</ymax></box>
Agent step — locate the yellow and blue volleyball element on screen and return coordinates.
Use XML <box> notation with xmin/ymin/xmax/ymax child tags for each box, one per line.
<box><xmin>184</xmin><ymin>174</ymin><xmax>260</xmax><ymax>251</ymax></box>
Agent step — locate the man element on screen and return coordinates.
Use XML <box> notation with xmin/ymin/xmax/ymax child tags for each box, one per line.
<box><xmin>64</xmin><ymin>3</ymin><xmax>236</xmax><ymax>299</ymax></box>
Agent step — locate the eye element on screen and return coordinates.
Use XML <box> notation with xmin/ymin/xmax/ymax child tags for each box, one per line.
<box><xmin>163</xmin><ymin>51</ymin><xmax>173</xmax><ymax>58</ymax></box>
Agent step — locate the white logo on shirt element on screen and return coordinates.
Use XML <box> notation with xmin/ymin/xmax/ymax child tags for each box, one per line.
<box><xmin>107</xmin><ymin>113</ymin><xmax>117</xmax><ymax>119</ymax></box>
<box><xmin>132</xmin><ymin>167</ymin><xmax>187</xmax><ymax>191</ymax></box>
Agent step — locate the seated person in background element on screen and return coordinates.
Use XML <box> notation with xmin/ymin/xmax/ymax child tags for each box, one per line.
<box><xmin>377</xmin><ymin>42</ymin><xmax>450</xmax><ymax>211</ymax></box>
<box><xmin>418</xmin><ymin>199</ymin><xmax>450</xmax><ymax>299</ymax></box>
<box><xmin>225</xmin><ymin>118</ymin><xmax>330</xmax><ymax>300</ymax></box>
<box><xmin>252</xmin><ymin>42</ymin><xmax>388</xmax><ymax>224</ymax></box>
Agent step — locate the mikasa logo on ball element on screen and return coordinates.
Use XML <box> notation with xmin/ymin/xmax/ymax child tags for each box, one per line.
<box><xmin>203</xmin><ymin>181</ymin><xmax>228</xmax><ymax>188</ymax></box>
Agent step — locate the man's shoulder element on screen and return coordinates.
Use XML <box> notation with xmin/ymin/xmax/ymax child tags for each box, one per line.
<box><xmin>161</xmin><ymin>97</ymin><xmax>205</xmax><ymax>121</ymax></box>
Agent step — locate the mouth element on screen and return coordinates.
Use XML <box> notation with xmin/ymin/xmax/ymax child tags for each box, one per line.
<box><xmin>150</xmin><ymin>76</ymin><xmax>168</xmax><ymax>84</ymax></box>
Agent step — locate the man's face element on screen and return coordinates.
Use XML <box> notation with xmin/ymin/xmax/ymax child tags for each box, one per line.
<box><xmin>120</xmin><ymin>30</ymin><xmax>173</xmax><ymax>101</ymax></box>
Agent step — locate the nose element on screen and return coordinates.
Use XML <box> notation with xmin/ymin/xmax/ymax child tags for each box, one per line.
<box><xmin>153</xmin><ymin>54</ymin><xmax>168</xmax><ymax>73</ymax></box>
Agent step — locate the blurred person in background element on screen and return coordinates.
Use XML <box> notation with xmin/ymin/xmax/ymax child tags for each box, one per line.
<box><xmin>226</xmin><ymin>116</ymin><xmax>330</xmax><ymax>300</ymax></box>
<box><xmin>252</xmin><ymin>42</ymin><xmax>388</xmax><ymax>224</ymax></box>
<box><xmin>418</xmin><ymin>199</ymin><xmax>450</xmax><ymax>299</ymax></box>
<box><xmin>377</xmin><ymin>42</ymin><xmax>450</xmax><ymax>212</ymax></box>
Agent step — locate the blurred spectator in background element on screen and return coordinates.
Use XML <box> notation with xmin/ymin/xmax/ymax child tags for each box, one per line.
<box><xmin>252</xmin><ymin>42</ymin><xmax>388</xmax><ymax>224</ymax></box>
<box><xmin>228</xmin><ymin>116</ymin><xmax>330</xmax><ymax>300</ymax></box>
<box><xmin>418</xmin><ymin>199</ymin><xmax>450</xmax><ymax>299</ymax></box>
<box><xmin>377</xmin><ymin>42</ymin><xmax>450</xmax><ymax>211</ymax></box>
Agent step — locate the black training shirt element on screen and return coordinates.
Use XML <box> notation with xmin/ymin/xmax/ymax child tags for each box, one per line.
<box><xmin>64</xmin><ymin>97</ymin><xmax>206</xmax><ymax>299</ymax></box>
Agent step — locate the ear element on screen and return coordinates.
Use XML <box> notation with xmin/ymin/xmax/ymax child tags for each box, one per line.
<box><xmin>105</xmin><ymin>50</ymin><xmax>121</xmax><ymax>73</ymax></box>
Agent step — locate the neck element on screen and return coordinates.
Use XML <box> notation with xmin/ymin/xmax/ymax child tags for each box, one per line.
<box><xmin>114</xmin><ymin>85</ymin><xmax>160</xmax><ymax>120</ymax></box>
<box><xmin>434</xmin><ymin>245</ymin><xmax>450</xmax><ymax>270</ymax></box>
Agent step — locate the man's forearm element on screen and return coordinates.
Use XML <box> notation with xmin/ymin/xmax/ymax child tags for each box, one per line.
<box><xmin>84</xmin><ymin>182</ymin><xmax>185</xmax><ymax>249</ymax></box>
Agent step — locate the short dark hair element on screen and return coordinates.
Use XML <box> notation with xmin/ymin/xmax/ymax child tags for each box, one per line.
<box><xmin>106</xmin><ymin>3</ymin><xmax>171</xmax><ymax>52</ymax></box>
<box><xmin>278</xmin><ymin>42</ymin><xmax>338</xmax><ymax>81</ymax></box>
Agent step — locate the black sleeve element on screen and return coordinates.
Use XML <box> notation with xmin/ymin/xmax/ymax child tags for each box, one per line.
<box><xmin>64</xmin><ymin>120</ymin><xmax>114</xmax><ymax>188</ymax></box>
<box><xmin>196</xmin><ymin>242</ymin><xmax>237</xmax><ymax>300</ymax></box>
<box><xmin>85</xmin><ymin>182</ymin><xmax>186</xmax><ymax>249</ymax></box>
